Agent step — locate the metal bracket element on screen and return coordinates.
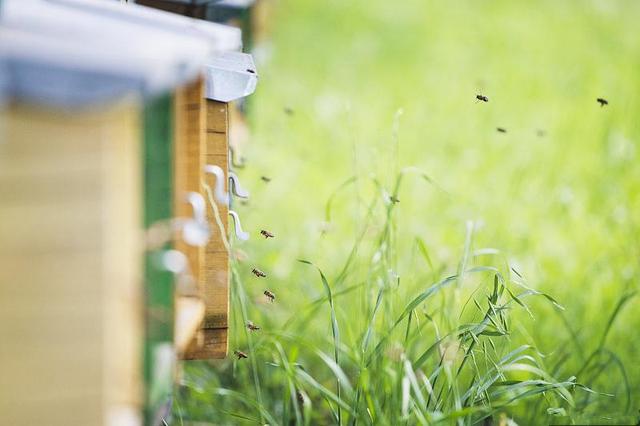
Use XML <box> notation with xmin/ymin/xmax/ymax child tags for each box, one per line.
<box><xmin>229</xmin><ymin>172</ymin><xmax>249</xmax><ymax>199</ymax></box>
<box><xmin>228</xmin><ymin>210</ymin><xmax>249</xmax><ymax>241</ymax></box>
<box><xmin>176</xmin><ymin>192</ymin><xmax>211</xmax><ymax>247</ymax></box>
<box><xmin>204</xmin><ymin>164</ymin><xmax>230</xmax><ymax>205</ymax></box>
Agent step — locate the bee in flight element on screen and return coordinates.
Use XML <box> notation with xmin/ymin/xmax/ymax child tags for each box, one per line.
<box><xmin>261</xmin><ymin>176</ymin><xmax>271</xmax><ymax>183</ymax></box>
<box><xmin>264</xmin><ymin>290</ymin><xmax>276</xmax><ymax>302</ymax></box>
<box><xmin>389</xmin><ymin>196</ymin><xmax>400</xmax><ymax>204</ymax></box>
<box><xmin>260</xmin><ymin>230</ymin><xmax>275</xmax><ymax>239</ymax></box>
<box><xmin>496</xmin><ymin>127</ymin><xmax>507</xmax><ymax>133</ymax></box>
<box><xmin>476</xmin><ymin>94</ymin><xmax>489</xmax><ymax>102</ymax></box>
<box><xmin>252</xmin><ymin>268</ymin><xmax>267</xmax><ymax>278</ymax></box>
<box><xmin>246</xmin><ymin>321</ymin><xmax>261</xmax><ymax>331</ymax></box>
<box><xmin>597</xmin><ymin>97</ymin><xmax>608</xmax><ymax>107</ymax></box>
<box><xmin>234</xmin><ymin>350</ymin><xmax>248</xmax><ymax>360</ymax></box>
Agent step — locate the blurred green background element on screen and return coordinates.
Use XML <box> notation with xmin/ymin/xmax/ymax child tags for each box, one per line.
<box><xmin>177</xmin><ymin>0</ymin><xmax>640</xmax><ymax>424</ymax></box>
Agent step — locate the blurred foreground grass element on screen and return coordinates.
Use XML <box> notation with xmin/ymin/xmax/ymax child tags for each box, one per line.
<box><xmin>176</xmin><ymin>1</ymin><xmax>640</xmax><ymax>424</ymax></box>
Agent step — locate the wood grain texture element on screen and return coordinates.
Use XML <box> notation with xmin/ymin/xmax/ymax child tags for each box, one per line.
<box><xmin>206</xmin><ymin>131</ymin><xmax>228</xmax><ymax>155</ymax></box>
<box><xmin>201</xmin><ymin>100</ymin><xmax>230</xmax><ymax>352</ymax></box>
<box><xmin>206</xmin><ymin>103</ymin><xmax>228</xmax><ymax>133</ymax></box>
<box><xmin>173</xmin><ymin>77</ymin><xmax>206</xmax><ymax>297</ymax></box>
<box><xmin>178</xmin><ymin>99</ymin><xmax>230</xmax><ymax>359</ymax></box>
<box><xmin>175</xmin><ymin>82</ymin><xmax>231</xmax><ymax>359</ymax></box>
<box><xmin>0</xmin><ymin>103</ymin><xmax>143</xmax><ymax>426</ymax></box>
<box><xmin>174</xmin><ymin>78</ymin><xmax>207</xmax><ymax>360</ymax></box>
<box><xmin>181</xmin><ymin>328</ymin><xmax>228</xmax><ymax>360</ymax></box>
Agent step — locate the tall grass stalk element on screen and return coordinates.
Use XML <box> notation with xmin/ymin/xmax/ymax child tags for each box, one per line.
<box><xmin>178</xmin><ymin>172</ymin><xmax>624</xmax><ymax>425</ymax></box>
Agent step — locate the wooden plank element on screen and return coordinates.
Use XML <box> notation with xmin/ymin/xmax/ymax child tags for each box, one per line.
<box><xmin>206</xmin><ymin>131</ymin><xmax>228</xmax><ymax>155</ymax></box>
<box><xmin>0</xmin><ymin>252</ymin><xmax>102</xmax><ymax>306</ymax></box>
<box><xmin>173</xmin><ymin>77</ymin><xmax>206</xmax><ymax>296</ymax></box>
<box><xmin>0</xmin><ymin>170</ymin><xmax>102</xmax><ymax>205</ymax></box>
<box><xmin>201</xmin><ymin>100</ymin><xmax>230</xmax><ymax>351</ymax></box>
<box><xmin>206</xmin><ymin>102</ymin><xmax>227</xmax><ymax>133</ymax></box>
<box><xmin>0</xmin><ymin>200</ymin><xmax>102</xmax><ymax>254</ymax></box>
<box><xmin>174</xmin><ymin>78</ymin><xmax>209</xmax><ymax>360</ymax></box>
<box><xmin>181</xmin><ymin>328</ymin><xmax>227</xmax><ymax>360</ymax></box>
<box><xmin>179</xmin><ymin>100</ymin><xmax>230</xmax><ymax>359</ymax></box>
<box><xmin>1</xmin><ymin>393</ymin><xmax>103</xmax><ymax>426</ymax></box>
<box><xmin>202</xmin><ymin>254</ymin><xmax>230</xmax><ymax>329</ymax></box>
<box><xmin>0</xmin><ymin>103</ymin><xmax>143</xmax><ymax>426</ymax></box>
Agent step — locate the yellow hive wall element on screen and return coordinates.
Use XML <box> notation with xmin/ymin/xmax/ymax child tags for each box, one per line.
<box><xmin>0</xmin><ymin>102</ymin><xmax>143</xmax><ymax>426</ymax></box>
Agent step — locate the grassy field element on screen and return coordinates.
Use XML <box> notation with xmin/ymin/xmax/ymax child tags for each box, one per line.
<box><xmin>176</xmin><ymin>1</ymin><xmax>640</xmax><ymax>424</ymax></box>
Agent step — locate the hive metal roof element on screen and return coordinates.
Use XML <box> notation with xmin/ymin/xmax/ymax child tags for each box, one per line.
<box><xmin>0</xmin><ymin>0</ymin><xmax>256</xmax><ymax>107</ymax></box>
<box><xmin>205</xmin><ymin>51</ymin><xmax>257</xmax><ymax>103</ymax></box>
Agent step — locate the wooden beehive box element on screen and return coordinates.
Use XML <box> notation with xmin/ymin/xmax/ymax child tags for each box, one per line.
<box><xmin>0</xmin><ymin>98</ymin><xmax>144</xmax><ymax>426</ymax></box>
<box><xmin>174</xmin><ymin>79</ymin><xmax>231</xmax><ymax>359</ymax></box>
<box><xmin>0</xmin><ymin>1</ymin><xmax>248</xmax><ymax>424</ymax></box>
<box><xmin>138</xmin><ymin>0</ymin><xmax>258</xmax><ymax>362</ymax></box>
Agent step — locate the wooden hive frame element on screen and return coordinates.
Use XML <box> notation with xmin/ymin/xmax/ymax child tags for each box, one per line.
<box><xmin>173</xmin><ymin>77</ymin><xmax>231</xmax><ymax>360</ymax></box>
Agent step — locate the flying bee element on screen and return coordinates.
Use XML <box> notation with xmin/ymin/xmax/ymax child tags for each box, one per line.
<box><xmin>496</xmin><ymin>127</ymin><xmax>507</xmax><ymax>133</ymax></box>
<box><xmin>260</xmin><ymin>230</ymin><xmax>275</xmax><ymax>239</ymax></box>
<box><xmin>246</xmin><ymin>321</ymin><xmax>261</xmax><ymax>331</ymax></box>
<box><xmin>389</xmin><ymin>196</ymin><xmax>400</xmax><ymax>204</ymax></box>
<box><xmin>234</xmin><ymin>350</ymin><xmax>248</xmax><ymax>359</ymax></box>
<box><xmin>252</xmin><ymin>268</ymin><xmax>267</xmax><ymax>278</ymax></box>
<box><xmin>261</xmin><ymin>176</ymin><xmax>271</xmax><ymax>183</ymax></box>
<box><xmin>264</xmin><ymin>290</ymin><xmax>276</xmax><ymax>302</ymax></box>
<box><xmin>246</xmin><ymin>68</ymin><xmax>256</xmax><ymax>74</ymax></box>
<box><xmin>597</xmin><ymin>97</ymin><xmax>608</xmax><ymax>107</ymax></box>
<box><xmin>476</xmin><ymin>94</ymin><xmax>489</xmax><ymax>102</ymax></box>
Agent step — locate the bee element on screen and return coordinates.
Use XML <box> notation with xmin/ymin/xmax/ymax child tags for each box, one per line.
<box><xmin>284</xmin><ymin>107</ymin><xmax>295</xmax><ymax>116</ymax></box>
<box><xmin>234</xmin><ymin>350</ymin><xmax>248</xmax><ymax>359</ymax></box>
<box><xmin>476</xmin><ymin>94</ymin><xmax>489</xmax><ymax>102</ymax></box>
<box><xmin>261</xmin><ymin>176</ymin><xmax>271</xmax><ymax>183</ymax></box>
<box><xmin>264</xmin><ymin>290</ymin><xmax>276</xmax><ymax>302</ymax></box>
<box><xmin>296</xmin><ymin>390</ymin><xmax>305</xmax><ymax>404</ymax></box>
<box><xmin>260</xmin><ymin>230</ymin><xmax>275</xmax><ymax>239</ymax></box>
<box><xmin>252</xmin><ymin>268</ymin><xmax>267</xmax><ymax>278</ymax></box>
<box><xmin>389</xmin><ymin>196</ymin><xmax>400</xmax><ymax>204</ymax></box>
<box><xmin>536</xmin><ymin>129</ymin><xmax>546</xmax><ymax>137</ymax></box>
<box><xmin>597</xmin><ymin>97</ymin><xmax>608</xmax><ymax>107</ymax></box>
<box><xmin>246</xmin><ymin>68</ymin><xmax>256</xmax><ymax>74</ymax></box>
<box><xmin>496</xmin><ymin>127</ymin><xmax>507</xmax><ymax>133</ymax></box>
<box><xmin>246</xmin><ymin>321</ymin><xmax>261</xmax><ymax>331</ymax></box>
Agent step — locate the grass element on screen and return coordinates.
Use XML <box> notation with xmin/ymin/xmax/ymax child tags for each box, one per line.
<box><xmin>175</xmin><ymin>0</ymin><xmax>640</xmax><ymax>424</ymax></box>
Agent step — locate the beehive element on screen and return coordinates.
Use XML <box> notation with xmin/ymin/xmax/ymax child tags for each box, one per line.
<box><xmin>0</xmin><ymin>1</ymin><xmax>252</xmax><ymax>424</ymax></box>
